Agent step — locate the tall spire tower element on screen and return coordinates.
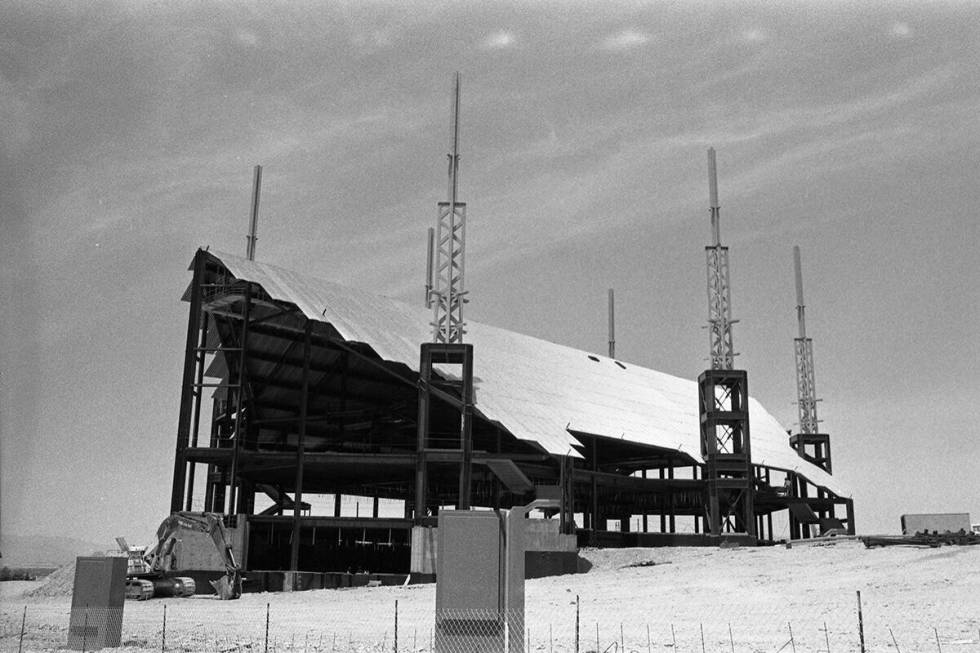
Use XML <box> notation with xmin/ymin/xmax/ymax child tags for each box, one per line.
<box><xmin>789</xmin><ymin>246</ymin><xmax>832</xmax><ymax>473</ymax></box>
<box><xmin>705</xmin><ymin>148</ymin><xmax>737</xmax><ymax>369</ymax></box>
<box><xmin>431</xmin><ymin>72</ymin><xmax>467</xmax><ymax>344</ymax></box>
<box><xmin>697</xmin><ymin>147</ymin><xmax>755</xmax><ymax>539</ymax></box>
<box><xmin>415</xmin><ymin>73</ymin><xmax>476</xmax><ymax>519</ymax></box>
<box><xmin>793</xmin><ymin>246</ymin><xmax>820</xmax><ymax>435</ymax></box>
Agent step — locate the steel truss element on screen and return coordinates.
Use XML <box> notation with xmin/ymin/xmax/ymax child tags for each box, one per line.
<box><xmin>431</xmin><ymin>200</ymin><xmax>467</xmax><ymax>343</ymax></box>
<box><xmin>705</xmin><ymin>244</ymin><xmax>737</xmax><ymax>370</ymax></box>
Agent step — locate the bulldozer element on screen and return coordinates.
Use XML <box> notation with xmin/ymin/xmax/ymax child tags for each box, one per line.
<box><xmin>119</xmin><ymin>512</ymin><xmax>242</xmax><ymax>600</ymax></box>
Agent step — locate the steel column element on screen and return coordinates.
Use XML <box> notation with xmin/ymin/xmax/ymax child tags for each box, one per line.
<box><xmin>414</xmin><ymin>346</ymin><xmax>432</xmax><ymax>521</ymax></box>
<box><xmin>227</xmin><ymin>284</ymin><xmax>252</xmax><ymax>514</ymax></box>
<box><xmin>184</xmin><ymin>311</ymin><xmax>210</xmax><ymax>511</ymax></box>
<box><xmin>171</xmin><ymin>250</ymin><xmax>205</xmax><ymax>513</ymax></box>
<box><xmin>289</xmin><ymin>323</ymin><xmax>311</xmax><ymax>573</ymax></box>
<box><xmin>458</xmin><ymin>347</ymin><xmax>474</xmax><ymax>509</ymax></box>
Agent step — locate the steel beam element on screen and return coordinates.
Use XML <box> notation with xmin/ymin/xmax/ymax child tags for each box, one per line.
<box><xmin>185</xmin><ymin>310</ymin><xmax>210</xmax><ymax>511</ymax></box>
<box><xmin>227</xmin><ymin>284</ymin><xmax>252</xmax><ymax>514</ymax></box>
<box><xmin>171</xmin><ymin>250</ymin><xmax>205</xmax><ymax>512</ymax></box>
<box><xmin>289</xmin><ymin>323</ymin><xmax>311</xmax><ymax>573</ymax></box>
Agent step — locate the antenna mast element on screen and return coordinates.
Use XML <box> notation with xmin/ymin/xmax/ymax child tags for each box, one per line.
<box><xmin>431</xmin><ymin>73</ymin><xmax>467</xmax><ymax>343</ymax></box>
<box><xmin>246</xmin><ymin>165</ymin><xmax>262</xmax><ymax>261</ymax></box>
<box><xmin>608</xmin><ymin>289</ymin><xmax>616</xmax><ymax>358</ymax></box>
<box><xmin>793</xmin><ymin>246</ymin><xmax>820</xmax><ymax>434</ymax></box>
<box><xmin>424</xmin><ymin>228</ymin><xmax>435</xmax><ymax>308</ymax></box>
<box><xmin>705</xmin><ymin>148</ymin><xmax>737</xmax><ymax>369</ymax></box>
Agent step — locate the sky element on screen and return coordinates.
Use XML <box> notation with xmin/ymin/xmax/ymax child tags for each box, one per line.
<box><xmin>1</xmin><ymin>1</ymin><xmax>978</xmax><ymax>546</ymax></box>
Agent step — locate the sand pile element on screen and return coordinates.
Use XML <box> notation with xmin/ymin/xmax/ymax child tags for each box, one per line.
<box><xmin>24</xmin><ymin>560</ymin><xmax>77</xmax><ymax>597</ymax></box>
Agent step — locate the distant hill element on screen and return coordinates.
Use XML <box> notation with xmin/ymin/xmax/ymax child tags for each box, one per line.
<box><xmin>0</xmin><ymin>534</ymin><xmax>109</xmax><ymax>567</ymax></box>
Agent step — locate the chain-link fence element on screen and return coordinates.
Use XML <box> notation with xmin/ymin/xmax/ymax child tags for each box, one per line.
<box><xmin>2</xmin><ymin>593</ymin><xmax>978</xmax><ymax>652</ymax></box>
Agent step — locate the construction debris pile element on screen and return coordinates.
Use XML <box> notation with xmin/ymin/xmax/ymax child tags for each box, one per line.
<box><xmin>24</xmin><ymin>560</ymin><xmax>78</xmax><ymax>598</ymax></box>
<box><xmin>861</xmin><ymin>530</ymin><xmax>980</xmax><ymax>548</ymax></box>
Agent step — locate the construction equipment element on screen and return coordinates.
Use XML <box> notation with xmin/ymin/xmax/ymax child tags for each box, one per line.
<box><xmin>119</xmin><ymin>511</ymin><xmax>242</xmax><ymax>600</ymax></box>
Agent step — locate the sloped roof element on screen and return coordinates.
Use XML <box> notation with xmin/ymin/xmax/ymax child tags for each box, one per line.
<box><xmin>201</xmin><ymin>249</ymin><xmax>846</xmax><ymax>498</ymax></box>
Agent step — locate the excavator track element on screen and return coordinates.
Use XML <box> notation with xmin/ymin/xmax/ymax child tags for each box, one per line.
<box><xmin>125</xmin><ymin>579</ymin><xmax>154</xmax><ymax>601</ymax></box>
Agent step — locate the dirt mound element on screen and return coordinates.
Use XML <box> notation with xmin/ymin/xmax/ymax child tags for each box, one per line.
<box><xmin>576</xmin><ymin>546</ymin><xmax>677</xmax><ymax>571</ymax></box>
<box><xmin>24</xmin><ymin>560</ymin><xmax>77</xmax><ymax>597</ymax></box>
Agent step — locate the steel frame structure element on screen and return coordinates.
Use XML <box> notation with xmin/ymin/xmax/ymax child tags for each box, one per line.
<box><xmin>167</xmin><ymin>248</ymin><xmax>854</xmax><ymax>583</ymax></box>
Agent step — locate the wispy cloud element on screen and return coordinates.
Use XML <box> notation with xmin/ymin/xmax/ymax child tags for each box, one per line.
<box><xmin>599</xmin><ymin>29</ymin><xmax>650</xmax><ymax>51</ymax></box>
<box><xmin>482</xmin><ymin>30</ymin><xmax>516</xmax><ymax>50</ymax></box>
<box><xmin>890</xmin><ymin>22</ymin><xmax>912</xmax><ymax>38</ymax></box>
<box><xmin>741</xmin><ymin>28</ymin><xmax>768</xmax><ymax>43</ymax></box>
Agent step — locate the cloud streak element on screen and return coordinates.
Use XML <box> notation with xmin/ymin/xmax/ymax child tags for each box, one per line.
<box><xmin>482</xmin><ymin>30</ymin><xmax>516</xmax><ymax>49</ymax></box>
<box><xmin>599</xmin><ymin>29</ymin><xmax>650</xmax><ymax>51</ymax></box>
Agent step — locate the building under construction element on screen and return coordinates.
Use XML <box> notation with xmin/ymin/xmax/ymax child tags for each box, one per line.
<box><xmin>166</xmin><ymin>81</ymin><xmax>852</xmax><ymax>590</ymax></box>
<box><xmin>167</xmin><ymin>244</ymin><xmax>853</xmax><ymax>588</ymax></box>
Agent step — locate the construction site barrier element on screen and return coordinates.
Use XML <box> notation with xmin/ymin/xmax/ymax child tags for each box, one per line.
<box><xmin>2</xmin><ymin>592</ymin><xmax>979</xmax><ymax>652</ymax></box>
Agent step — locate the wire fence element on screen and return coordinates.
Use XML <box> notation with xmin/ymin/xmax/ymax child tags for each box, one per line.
<box><xmin>2</xmin><ymin>592</ymin><xmax>978</xmax><ymax>652</ymax></box>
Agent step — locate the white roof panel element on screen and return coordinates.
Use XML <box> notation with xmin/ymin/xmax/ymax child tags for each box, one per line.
<box><xmin>204</xmin><ymin>249</ymin><xmax>847</xmax><ymax>497</ymax></box>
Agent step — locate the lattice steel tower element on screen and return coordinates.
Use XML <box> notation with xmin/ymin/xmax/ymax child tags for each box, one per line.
<box><xmin>705</xmin><ymin>148</ymin><xmax>737</xmax><ymax>369</ymax></box>
<box><xmin>697</xmin><ymin>148</ymin><xmax>755</xmax><ymax>538</ymax></box>
<box><xmin>793</xmin><ymin>246</ymin><xmax>820</xmax><ymax>435</ymax></box>
<box><xmin>430</xmin><ymin>72</ymin><xmax>467</xmax><ymax>344</ymax></box>
<box><xmin>415</xmin><ymin>73</ymin><xmax>475</xmax><ymax>518</ymax></box>
<box><xmin>789</xmin><ymin>246</ymin><xmax>832</xmax><ymax>473</ymax></box>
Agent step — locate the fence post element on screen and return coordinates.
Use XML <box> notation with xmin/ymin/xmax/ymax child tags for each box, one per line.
<box><xmin>575</xmin><ymin>595</ymin><xmax>580</xmax><ymax>653</ymax></box>
<box><xmin>18</xmin><ymin>606</ymin><xmax>26</xmax><ymax>653</ymax></box>
<box><xmin>888</xmin><ymin>627</ymin><xmax>902</xmax><ymax>653</ymax></box>
<box><xmin>934</xmin><ymin>627</ymin><xmax>942</xmax><ymax>652</ymax></box>
<box><xmin>647</xmin><ymin>624</ymin><xmax>651</xmax><ymax>653</ymax></box>
<box><xmin>162</xmin><ymin>604</ymin><xmax>167</xmax><ymax>652</ymax></box>
<box><xmin>620</xmin><ymin>623</ymin><xmax>624</xmax><ymax>652</ymax></box>
<box><xmin>788</xmin><ymin>622</ymin><xmax>796</xmax><ymax>653</ymax></box>
<box><xmin>394</xmin><ymin>600</ymin><xmax>398</xmax><ymax>653</ymax></box>
<box><xmin>728</xmin><ymin>622</ymin><xmax>735</xmax><ymax>653</ymax></box>
<box><xmin>264</xmin><ymin>602</ymin><xmax>270</xmax><ymax>653</ymax></box>
<box><xmin>856</xmin><ymin>591</ymin><xmax>865</xmax><ymax>653</ymax></box>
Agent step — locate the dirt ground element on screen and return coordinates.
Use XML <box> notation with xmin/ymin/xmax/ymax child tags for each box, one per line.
<box><xmin>2</xmin><ymin>539</ymin><xmax>978</xmax><ymax>652</ymax></box>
